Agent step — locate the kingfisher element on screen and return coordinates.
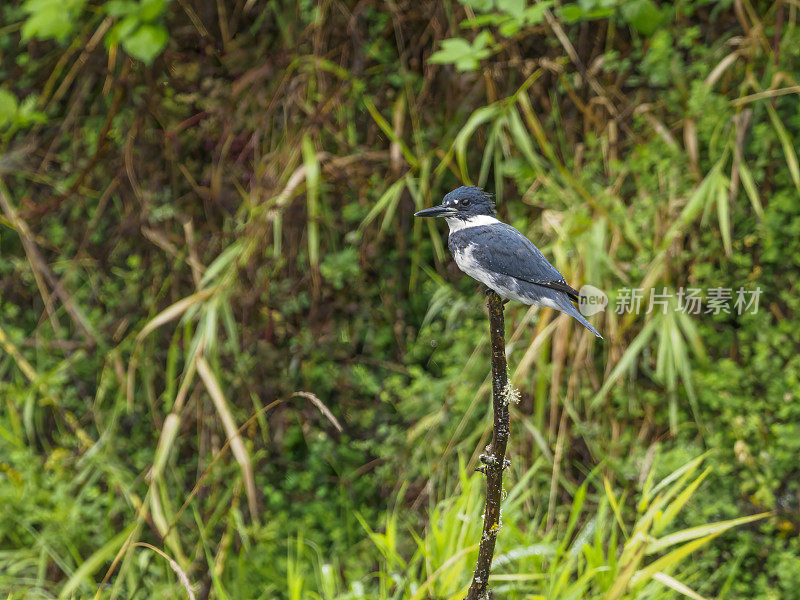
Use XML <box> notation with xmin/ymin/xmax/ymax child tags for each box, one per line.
<box><xmin>415</xmin><ymin>186</ymin><xmax>602</xmax><ymax>338</ymax></box>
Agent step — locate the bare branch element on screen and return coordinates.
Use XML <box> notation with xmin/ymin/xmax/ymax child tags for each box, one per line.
<box><xmin>465</xmin><ymin>292</ymin><xmax>510</xmax><ymax>600</ymax></box>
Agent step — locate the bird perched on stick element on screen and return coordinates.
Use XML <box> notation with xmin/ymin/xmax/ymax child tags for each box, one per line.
<box><xmin>415</xmin><ymin>186</ymin><xmax>602</xmax><ymax>339</ymax></box>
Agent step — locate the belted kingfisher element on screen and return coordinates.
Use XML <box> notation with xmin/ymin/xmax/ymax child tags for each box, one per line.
<box><xmin>415</xmin><ymin>186</ymin><xmax>602</xmax><ymax>338</ymax></box>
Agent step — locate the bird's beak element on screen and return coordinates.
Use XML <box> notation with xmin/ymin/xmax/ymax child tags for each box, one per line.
<box><xmin>414</xmin><ymin>205</ymin><xmax>456</xmax><ymax>218</ymax></box>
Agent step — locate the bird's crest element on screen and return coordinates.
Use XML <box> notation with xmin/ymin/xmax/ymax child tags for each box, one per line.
<box><xmin>443</xmin><ymin>186</ymin><xmax>496</xmax><ymax>216</ymax></box>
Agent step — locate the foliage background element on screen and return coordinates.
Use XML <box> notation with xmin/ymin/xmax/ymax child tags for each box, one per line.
<box><xmin>1</xmin><ymin>0</ymin><xmax>798</xmax><ymax>598</ymax></box>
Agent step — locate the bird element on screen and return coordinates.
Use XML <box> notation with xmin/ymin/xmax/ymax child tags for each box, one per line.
<box><xmin>414</xmin><ymin>186</ymin><xmax>602</xmax><ymax>338</ymax></box>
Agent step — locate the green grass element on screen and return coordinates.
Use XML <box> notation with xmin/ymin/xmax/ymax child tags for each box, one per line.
<box><xmin>1</xmin><ymin>0</ymin><xmax>799</xmax><ymax>598</ymax></box>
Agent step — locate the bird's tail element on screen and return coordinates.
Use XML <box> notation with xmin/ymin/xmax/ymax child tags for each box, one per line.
<box><xmin>550</xmin><ymin>292</ymin><xmax>603</xmax><ymax>339</ymax></box>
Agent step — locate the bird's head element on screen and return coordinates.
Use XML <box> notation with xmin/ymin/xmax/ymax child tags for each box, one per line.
<box><xmin>414</xmin><ymin>186</ymin><xmax>495</xmax><ymax>220</ymax></box>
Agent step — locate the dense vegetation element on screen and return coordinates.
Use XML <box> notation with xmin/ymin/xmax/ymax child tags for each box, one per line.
<box><xmin>1</xmin><ymin>0</ymin><xmax>799</xmax><ymax>598</ymax></box>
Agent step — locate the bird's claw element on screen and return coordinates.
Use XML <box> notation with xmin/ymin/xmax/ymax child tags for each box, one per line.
<box><xmin>484</xmin><ymin>288</ymin><xmax>493</xmax><ymax>308</ymax></box>
<box><xmin>484</xmin><ymin>290</ymin><xmax>510</xmax><ymax>308</ymax></box>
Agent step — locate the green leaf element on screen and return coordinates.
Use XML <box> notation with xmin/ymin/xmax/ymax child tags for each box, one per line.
<box><xmin>0</xmin><ymin>90</ymin><xmax>45</xmax><ymax>130</ymax></box>
<box><xmin>559</xmin><ymin>2</ymin><xmax>614</xmax><ymax>23</ymax></box>
<box><xmin>497</xmin><ymin>0</ymin><xmax>525</xmax><ymax>19</ymax></box>
<box><xmin>140</xmin><ymin>0</ymin><xmax>167</xmax><ymax>21</ymax></box>
<box><xmin>461</xmin><ymin>14</ymin><xmax>506</xmax><ymax>28</ymax></box>
<box><xmin>460</xmin><ymin>0</ymin><xmax>496</xmax><ymax>11</ymax></box>
<box><xmin>107</xmin><ymin>15</ymin><xmax>140</xmax><ymax>46</ymax></box>
<box><xmin>498</xmin><ymin>17</ymin><xmax>524</xmax><ymax>37</ymax></box>
<box><xmin>104</xmin><ymin>0</ymin><xmax>139</xmax><ymax>16</ymax></box>
<box><xmin>122</xmin><ymin>23</ymin><xmax>169</xmax><ymax>64</ymax></box>
<box><xmin>428</xmin><ymin>33</ymin><xmax>493</xmax><ymax>72</ymax></box>
<box><xmin>21</xmin><ymin>0</ymin><xmax>87</xmax><ymax>42</ymax></box>
<box><xmin>523</xmin><ymin>1</ymin><xmax>551</xmax><ymax>25</ymax></box>
<box><xmin>0</xmin><ymin>89</ymin><xmax>19</xmax><ymax>129</ymax></box>
<box><xmin>620</xmin><ymin>0</ymin><xmax>663</xmax><ymax>36</ymax></box>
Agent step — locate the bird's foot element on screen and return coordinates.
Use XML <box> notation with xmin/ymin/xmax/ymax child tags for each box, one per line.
<box><xmin>484</xmin><ymin>289</ymin><xmax>510</xmax><ymax>307</ymax></box>
<box><xmin>484</xmin><ymin>288</ymin><xmax>493</xmax><ymax>307</ymax></box>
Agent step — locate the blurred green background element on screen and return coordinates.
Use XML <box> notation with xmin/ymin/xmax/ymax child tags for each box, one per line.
<box><xmin>1</xmin><ymin>0</ymin><xmax>799</xmax><ymax>598</ymax></box>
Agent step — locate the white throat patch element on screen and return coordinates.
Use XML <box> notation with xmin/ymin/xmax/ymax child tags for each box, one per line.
<box><xmin>445</xmin><ymin>214</ymin><xmax>500</xmax><ymax>233</ymax></box>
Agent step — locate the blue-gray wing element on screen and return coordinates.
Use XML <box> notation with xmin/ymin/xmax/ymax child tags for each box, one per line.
<box><xmin>450</xmin><ymin>223</ymin><xmax>579</xmax><ymax>301</ymax></box>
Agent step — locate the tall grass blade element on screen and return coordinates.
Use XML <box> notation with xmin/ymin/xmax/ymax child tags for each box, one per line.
<box><xmin>363</xmin><ymin>97</ymin><xmax>418</xmax><ymax>168</ymax></box>
<box><xmin>592</xmin><ymin>318</ymin><xmax>657</xmax><ymax>408</ymax></box>
<box><xmin>632</xmin><ymin>533</ymin><xmax>721</xmax><ymax>585</ymax></box>
<box><xmin>302</xmin><ymin>134</ymin><xmax>321</xmax><ymax>269</ymax></box>
<box><xmin>132</xmin><ymin>543</ymin><xmax>196</xmax><ymax>600</ymax></box>
<box><xmin>59</xmin><ymin>524</ymin><xmax>135</xmax><ymax>599</ymax></box>
<box><xmin>716</xmin><ymin>173</ymin><xmax>732</xmax><ymax>256</ymax></box>
<box><xmin>454</xmin><ymin>104</ymin><xmax>504</xmax><ymax>182</ymax></box>
<box><xmin>736</xmin><ymin>161</ymin><xmax>763</xmax><ymax>218</ymax></box>
<box><xmin>652</xmin><ymin>467</ymin><xmax>711</xmax><ymax>535</ymax></box>
<box><xmin>652</xmin><ymin>571</ymin><xmax>709</xmax><ymax>600</ymax></box>
<box><xmin>766</xmin><ymin>103</ymin><xmax>800</xmax><ymax>192</ymax></box>
<box><xmin>196</xmin><ymin>356</ymin><xmax>258</xmax><ymax>522</ymax></box>
<box><xmin>359</xmin><ymin>178</ymin><xmax>406</xmax><ymax>233</ymax></box>
<box><xmin>647</xmin><ymin>512</ymin><xmax>770</xmax><ymax>555</ymax></box>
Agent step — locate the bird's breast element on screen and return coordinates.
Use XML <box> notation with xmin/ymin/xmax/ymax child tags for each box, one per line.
<box><xmin>449</xmin><ymin>237</ymin><xmax>535</xmax><ymax>305</ymax></box>
<box><xmin>451</xmin><ymin>243</ymin><xmax>493</xmax><ymax>286</ymax></box>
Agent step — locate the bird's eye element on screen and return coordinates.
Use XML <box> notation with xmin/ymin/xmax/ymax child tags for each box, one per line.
<box><xmin>462</xmin><ymin>198</ymin><xmax>470</xmax><ymax>206</ymax></box>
